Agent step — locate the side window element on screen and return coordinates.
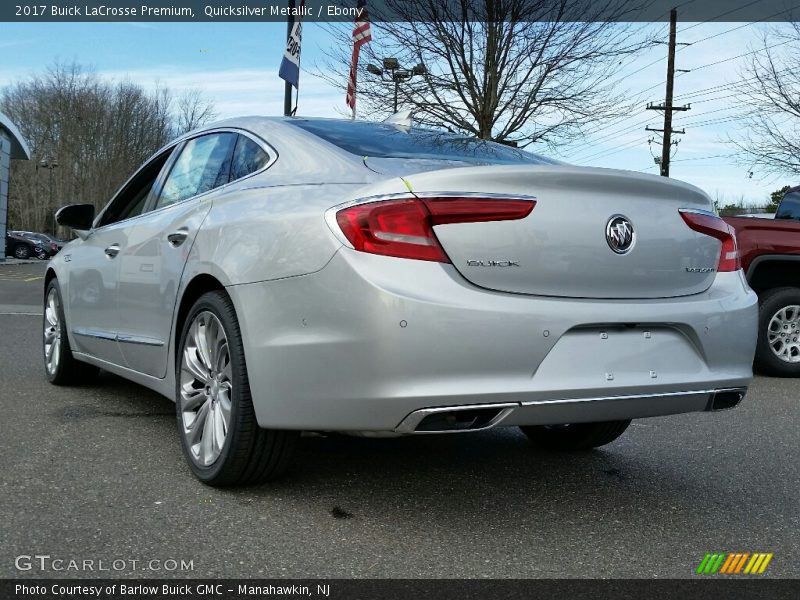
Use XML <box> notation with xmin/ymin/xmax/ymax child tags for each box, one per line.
<box><xmin>230</xmin><ymin>135</ymin><xmax>269</xmax><ymax>182</ymax></box>
<box><xmin>97</xmin><ymin>149</ymin><xmax>173</xmax><ymax>227</ymax></box>
<box><xmin>775</xmin><ymin>192</ymin><xmax>800</xmax><ymax>221</ymax></box>
<box><xmin>155</xmin><ymin>133</ymin><xmax>236</xmax><ymax>210</ymax></box>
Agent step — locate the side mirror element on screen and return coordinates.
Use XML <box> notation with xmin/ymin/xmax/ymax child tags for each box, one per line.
<box><xmin>55</xmin><ymin>204</ymin><xmax>95</xmax><ymax>233</ymax></box>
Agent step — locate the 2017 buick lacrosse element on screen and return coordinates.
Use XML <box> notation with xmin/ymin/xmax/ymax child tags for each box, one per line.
<box><xmin>43</xmin><ymin>117</ymin><xmax>758</xmax><ymax>486</ymax></box>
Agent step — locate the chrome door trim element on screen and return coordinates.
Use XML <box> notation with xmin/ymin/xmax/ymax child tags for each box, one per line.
<box><xmin>72</xmin><ymin>327</ymin><xmax>117</xmax><ymax>341</ymax></box>
<box><xmin>116</xmin><ymin>334</ymin><xmax>165</xmax><ymax>347</ymax></box>
<box><xmin>73</xmin><ymin>328</ymin><xmax>164</xmax><ymax>347</ymax></box>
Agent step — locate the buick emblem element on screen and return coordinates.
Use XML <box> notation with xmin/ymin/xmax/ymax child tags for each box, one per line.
<box><xmin>606</xmin><ymin>215</ymin><xmax>635</xmax><ymax>254</ymax></box>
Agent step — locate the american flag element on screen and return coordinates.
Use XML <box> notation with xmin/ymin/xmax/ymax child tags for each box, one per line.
<box><xmin>345</xmin><ymin>0</ymin><xmax>372</xmax><ymax>113</ymax></box>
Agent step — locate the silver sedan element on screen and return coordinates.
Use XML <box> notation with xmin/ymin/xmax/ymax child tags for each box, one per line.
<box><xmin>44</xmin><ymin>117</ymin><xmax>758</xmax><ymax>486</ymax></box>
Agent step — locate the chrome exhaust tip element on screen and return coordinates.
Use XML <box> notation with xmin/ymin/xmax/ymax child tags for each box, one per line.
<box><xmin>707</xmin><ymin>388</ymin><xmax>747</xmax><ymax>411</ymax></box>
<box><xmin>395</xmin><ymin>403</ymin><xmax>516</xmax><ymax>434</ymax></box>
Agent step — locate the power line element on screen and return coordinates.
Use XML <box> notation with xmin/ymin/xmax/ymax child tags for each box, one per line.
<box><xmin>679</xmin><ymin>6</ymin><xmax>794</xmax><ymax>48</ymax></box>
<box><xmin>561</xmin><ymin>1</ymin><xmax>779</xmax><ymax>149</ymax></box>
<box><xmin>565</xmin><ymin>101</ymin><xmax>741</xmax><ymax>163</ymax></box>
<box><xmin>688</xmin><ymin>39</ymin><xmax>793</xmax><ymax>74</ymax></box>
<box><xmin>562</xmin><ymin>41</ymin><xmax>793</xmax><ymax>160</ymax></box>
<box><xmin>571</xmin><ymin>110</ymin><xmax>743</xmax><ymax>166</ymax></box>
<box><xmin>572</xmin><ymin>137</ymin><xmax>650</xmax><ymax>164</ymax></box>
<box><xmin>678</xmin><ymin>0</ymin><xmax>765</xmax><ymax>32</ymax></box>
<box><xmin>677</xmin><ymin>115</ymin><xmax>742</xmax><ymax>128</ymax></box>
<box><xmin>671</xmin><ymin>153</ymin><xmax>735</xmax><ymax>162</ymax></box>
<box><xmin>572</xmin><ymin>92</ymin><xmax>743</xmax><ymax>148</ymax></box>
<box><xmin>561</xmin><ymin>17</ymin><xmax>794</xmax><ymax>159</ymax></box>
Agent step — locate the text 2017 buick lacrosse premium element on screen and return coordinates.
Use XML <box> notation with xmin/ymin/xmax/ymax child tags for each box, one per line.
<box><xmin>43</xmin><ymin>117</ymin><xmax>758</xmax><ymax>485</ymax></box>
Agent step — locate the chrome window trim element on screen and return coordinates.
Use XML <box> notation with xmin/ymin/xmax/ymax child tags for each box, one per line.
<box><xmin>91</xmin><ymin>127</ymin><xmax>278</xmax><ymax>232</ymax></box>
<box><xmin>92</xmin><ymin>144</ymin><xmax>180</xmax><ymax>231</ymax></box>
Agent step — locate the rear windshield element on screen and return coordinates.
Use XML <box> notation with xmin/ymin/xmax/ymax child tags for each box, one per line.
<box><xmin>288</xmin><ymin>119</ymin><xmax>555</xmax><ymax>165</ymax></box>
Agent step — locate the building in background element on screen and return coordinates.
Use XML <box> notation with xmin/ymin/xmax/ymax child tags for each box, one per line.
<box><xmin>0</xmin><ymin>113</ymin><xmax>31</xmax><ymax>262</ymax></box>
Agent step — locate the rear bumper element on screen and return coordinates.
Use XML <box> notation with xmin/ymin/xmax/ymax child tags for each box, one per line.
<box><xmin>395</xmin><ymin>387</ymin><xmax>747</xmax><ymax>434</ymax></box>
<box><xmin>229</xmin><ymin>248</ymin><xmax>758</xmax><ymax>431</ymax></box>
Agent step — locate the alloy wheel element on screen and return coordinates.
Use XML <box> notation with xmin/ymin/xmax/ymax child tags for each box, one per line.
<box><xmin>43</xmin><ymin>288</ymin><xmax>61</xmax><ymax>375</ymax></box>
<box><xmin>179</xmin><ymin>311</ymin><xmax>233</xmax><ymax>466</ymax></box>
<box><xmin>767</xmin><ymin>304</ymin><xmax>800</xmax><ymax>363</ymax></box>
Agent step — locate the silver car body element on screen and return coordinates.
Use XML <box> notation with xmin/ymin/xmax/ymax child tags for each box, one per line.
<box><xmin>47</xmin><ymin>117</ymin><xmax>758</xmax><ymax>434</ymax></box>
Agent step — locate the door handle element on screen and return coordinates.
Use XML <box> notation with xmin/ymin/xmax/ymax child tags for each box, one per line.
<box><xmin>167</xmin><ymin>229</ymin><xmax>189</xmax><ymax>247</ymax></box>
<box><xmin>104</xmin><ymin>244</ymin><xmax>120</xmax><ymax>258</ymax></box>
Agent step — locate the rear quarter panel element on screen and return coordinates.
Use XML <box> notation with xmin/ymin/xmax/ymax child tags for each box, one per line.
<box><xmin>185</xmin><ymin>177</ymin><xmax>415</xmax><ymax>286</ymax></box>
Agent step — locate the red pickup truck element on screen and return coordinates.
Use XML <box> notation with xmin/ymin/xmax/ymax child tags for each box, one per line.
<box><xmin>723</xmin><ymin>186</ymin><xmax>800</xmax><ymax>376</ymax></box>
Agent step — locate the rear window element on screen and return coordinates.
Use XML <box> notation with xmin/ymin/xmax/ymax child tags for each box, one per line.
<box><xmin>776</xmin><ymin>192</ymin><xmax>800</xmax><ymax>220</ymax></box>
<box><xmin>288</xmin><ymin>119</ymin><xmax>555</xmax><ymax>165</ymax></box>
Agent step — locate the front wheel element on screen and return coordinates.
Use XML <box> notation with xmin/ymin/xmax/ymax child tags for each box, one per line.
<box><xmin>755</xmin><ymin>287</ymin><xmax>800</xmax><ymax>376</ymax></box>
<box><xmin>176</xmin><ymin>291</ymin><xmax>298</xmax><ymax>486</ymax></box>
<box><xmin>13</xmin><ymin>244</ymin><xmax>30</xmax><ymax>259</ymax></box>
<box><xmin>519</xmin><ymin>420</ymin><xmax>631</xmax><ymax>451</ymax></box>
<box><xmin>43</xmin><ymin>279</ymin><xmax>99</xmax><ymax>385</ymax></box>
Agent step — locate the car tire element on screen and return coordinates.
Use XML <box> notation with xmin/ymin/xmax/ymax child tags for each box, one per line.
<box><xmin>754</xmin><ymin>287</ymin><xmax>800</xmax><ymax>377</ymax></box>
<box><xmin>519</xmin><ymin>420</ymin><xmax>631</xmax><ymax>451</ymax></box>
<box><xmin>36</xmin><ymin>248</ymin><xmax>48</xmax><ymax>260</ymax></box>
<box><xmin>13</xmin><ymin>244</ymin><xmax>30</xmax><ymax>259</ymax></box>
<box><xmin>176</xmin><ymin>291</ymin><xmax>299</xmax><ymax>486</ymax></box>
<box><xmin>43</xmin><ymin>279</ymin><xmax>100</xmax><ymax>385</ymax></box>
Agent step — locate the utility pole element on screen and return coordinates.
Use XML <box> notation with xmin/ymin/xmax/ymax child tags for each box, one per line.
<box><xmin>283</xmin><ymin>0</ymin><xmax>295</xmax><ymax>116</ymax></box>
<box><xmin>646</xmin><ymin>8</ymin><xmax>691</xmax><ymax>177</ymax></box>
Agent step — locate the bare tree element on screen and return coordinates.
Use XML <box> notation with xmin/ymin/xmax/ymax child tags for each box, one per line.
<box><xmin>175</xmin><ymin>89</ymin><xmax>218</xmax><ymax>135</ymax></box>
<box><xmin>316</xmin><ymin>0</ymin><xmax>654</xmax><ymax>148</ymax></box>
<box><xmin>732</xmin><ymin>23</ymin><xmax>800</xmax><ymax>177</ymax></box>
<box><xmin>0</xmin><ymin>62</ymin><xmax>216</xmax><ymax>235</ymax></box>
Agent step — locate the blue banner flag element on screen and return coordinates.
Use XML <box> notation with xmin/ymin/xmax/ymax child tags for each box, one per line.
<box><xmin>278</xmin><ymin>1</ymin><xmax>304</xmax><ymax>89</ymax></box>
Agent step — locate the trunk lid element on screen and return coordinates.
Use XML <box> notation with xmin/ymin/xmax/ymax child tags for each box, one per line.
<box><xmin>403</xmin><ymin>165</ymin><xmax>720</xmax><ymax>299</ymax></box>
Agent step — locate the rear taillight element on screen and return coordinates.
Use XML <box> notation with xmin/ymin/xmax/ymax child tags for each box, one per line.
<box><xmin>679</xmin><ymin>209</ymin><xmax>740</xmax><ymax>272</ymax></box>
<box><xmin>336</xmin><ymin>197</ymin><xmax>535</xmax><ymax>262</ymax></box>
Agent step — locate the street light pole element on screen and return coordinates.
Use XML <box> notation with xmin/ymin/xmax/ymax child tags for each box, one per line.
<box><xmin>40</xmin><ymin>158</ymin><xmax>58</xmax><ymax>235</ymax></box>
<box><xmin>366</xmin><ymin>59</ymin><xmax>427</xmax><ymax>114</ymax></box>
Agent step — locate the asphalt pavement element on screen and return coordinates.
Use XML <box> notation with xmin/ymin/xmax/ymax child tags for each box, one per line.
<box><xmin>1</xmin><ymin>261</ymin><xmax>797</xmax><ymax>579</ymax></box>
